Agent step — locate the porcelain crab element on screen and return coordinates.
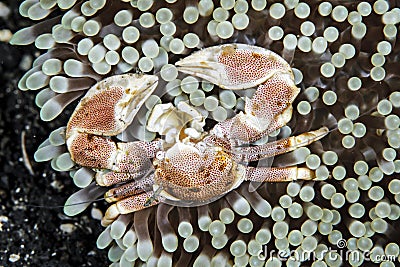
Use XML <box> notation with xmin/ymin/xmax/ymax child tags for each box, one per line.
<box><xmin>65</xmin><ymin>44</ymin><xmax>329</xmax><ymax>226</ymax></box>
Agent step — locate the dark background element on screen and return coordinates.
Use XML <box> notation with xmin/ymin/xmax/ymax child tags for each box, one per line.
<box><xmin>0</xmin><ymin>1</ymin><xmax>108</xmax><ymax>266</ymax></box>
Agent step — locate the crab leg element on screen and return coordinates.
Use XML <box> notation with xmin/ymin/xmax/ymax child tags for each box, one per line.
<box><xmin>102</xmin><ymin>173</ymin><xmax>159</xmax><ymax>226</ymax></box>
<box><xmin>95</xmin><ymin>162</ymin><xmax>153</xmax><ymax>187</ymax></box>
<box><xmin>233</xmin><ymin>127</ymin><xmax>329</xmax><ymax>162</ymax></box>
<box><xmin>102</xmin><ymin>190</ymin><xmax>158</xmax><ymax>226</ymax></box>
<box><xmin>101</xmin><ymin>173</ymin><xmax>160</xmax><ymax>226</ymax></box>
<box><xmin>176</xmin><ymin>44</ymin><xmax>300</xmax><ymax>144</ymax></box>
<box><xmin>104</xmin><ymin>173</ymin><xmax>155</xmax><ymax>203</ymax></box>
<box><xmin>244</xmin><ymin>166</ymin><xmax>315</xmax><ymax>182</ymax></box>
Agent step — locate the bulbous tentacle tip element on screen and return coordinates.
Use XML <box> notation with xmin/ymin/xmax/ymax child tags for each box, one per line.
<box><xmin>64</xmin><ymin>201</ymin><xmax>91</xmax><ymax>217</ymax></box>
<box><xmin>176</xmin><ymin>43</ymin><xmax>293</xmax><ymax>90</ymax></box>
<box><xmin>9</xmin><ymin>27</ymin><xmax>35</xmax><ymax>45</ymax></box>
<box><xmin>102</xmin><ymin>204</ymin><xmax>120</xmax><ymax>226</ymax></box>
<box><xmin>64</xmin><ymin>183</ymin><xmax>106</xmax><ymax>216</ymax></box>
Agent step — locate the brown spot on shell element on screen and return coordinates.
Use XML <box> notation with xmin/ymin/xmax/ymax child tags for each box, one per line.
<box><xmin>221</xmin><ymin>45</ymin><xmax>236</xmax><ymax>57</ymax></box>
<box><xmin>252</xmin><ymin>102</ymin><xmax>260</xmax><ymax>111</ymax></box>
<box><xmin>252</xmin><ymin>52</ymin><xmax>262</xmax><ymax>59</ymax></box>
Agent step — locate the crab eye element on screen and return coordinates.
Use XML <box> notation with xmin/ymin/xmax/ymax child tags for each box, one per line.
<box><xmin>197</xmin><ymin>142</ymin><xmax>207</xmax><ymax>152</ymax></box>
<box><xmin>211</xmin><ymin>125</ymin><xmax>224</xmax><ymax>138</ymax></box>
<box><xmin>156</xmin><ymin>151</ymin><xmax>165</xmax><ymax>160</ymax></box>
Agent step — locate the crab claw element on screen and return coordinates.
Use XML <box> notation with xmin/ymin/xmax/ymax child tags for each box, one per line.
<box><xmin>176</xmin><ymin>44</ymin><xmax>293</xmax><ymax>90</ymax></box>
<box><xmin>66</xmin><ymin>73</ymin><xmax>158</xmax><ymax>168</ymax></box>
<box><xmin>66</xmin><ymin>73</ymin><xmax>158</xmax><ymax>139</ymax></box>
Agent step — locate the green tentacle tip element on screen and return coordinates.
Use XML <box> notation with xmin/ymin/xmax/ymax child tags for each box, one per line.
<box><xmin>209</xmin><ymin>220</ymin><xmax>226</xmax><ymax>237</ymax></box>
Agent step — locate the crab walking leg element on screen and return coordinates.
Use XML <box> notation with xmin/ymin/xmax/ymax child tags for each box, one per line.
<box><xmin>102</xmin><ymin>191</ymin><xmax>158</xmax><ymax>226</ymax></box>
<box><xmin>104</xmin><ymin>173</ymin><xmax>156</xmax><ymax>203</ymax></box>
<box><xmin>102</xmin><ymin>174</ymin><xmax>159</xmax><ymax>226</ymax></box>
<box><xmin>244</xmin><ymin>166</ymin><xmax>315</xmax><ymax>182</ymax></box>
<box><xmin>96</xmin><ymin>171</ymin><xmax>149</xmax><ymax>187</ymax></box>
<box><xmin>233</xmin><ymin>127</ymin><xmax>329</xmax><ymax>162</ymax></box>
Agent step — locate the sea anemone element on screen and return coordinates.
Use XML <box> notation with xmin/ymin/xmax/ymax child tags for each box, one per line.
<box><xmin>11</xmin><ymin>0</ymin><xmax>400</xmax><ymax>266</ymax></box>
